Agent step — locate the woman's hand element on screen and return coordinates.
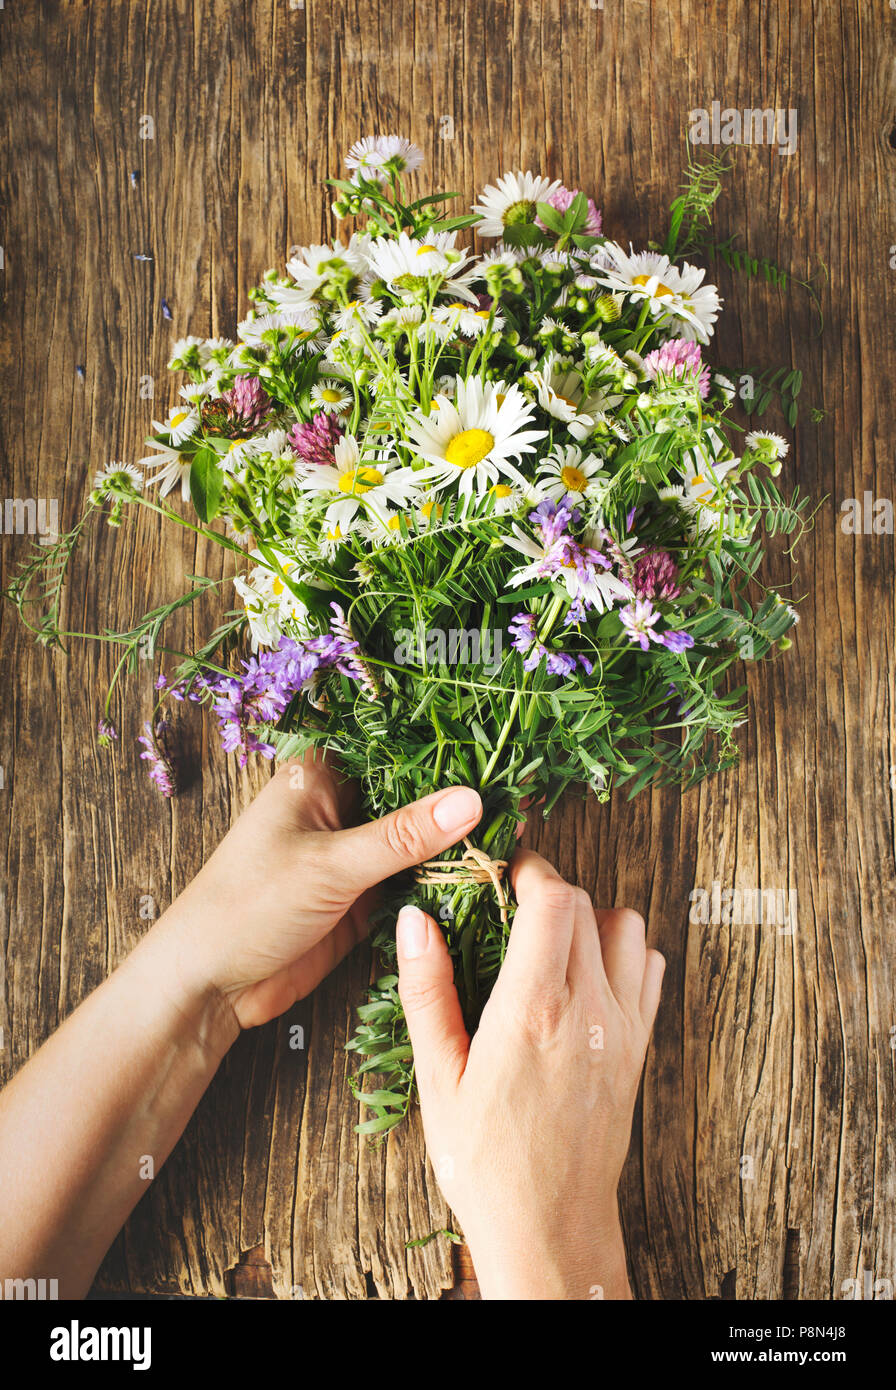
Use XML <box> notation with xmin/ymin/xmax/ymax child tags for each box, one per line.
<box><xmin>156</xmin><ymin>755</ymin><xmax>484</xmax><ymax>1028</ymax></box>
<box><xmin>394</xmin><ymin>848</ymin><xmax>665</xmax><ymax>1300</ymax></box>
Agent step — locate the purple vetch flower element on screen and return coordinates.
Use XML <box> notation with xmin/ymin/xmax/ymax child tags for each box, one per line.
<box><xmin>643</xmin><ymin>339</ymin><xmax>710</xmax><ymax>399</ymax></box>
<box><xmin>626</xmin><ymin>505</ymin><xmax>637</xmax><ymax>534</ymax></box>
<box><xmin>659</xmin><ymin>629</ymin><xmax>695</xmax><ymax>654</ymax></box>
<box><xmin>529</xmin><ymin>495</ymin><xmax>581</xmax><ymax>544</ymax></box>
<box><xmin>288</xmin><ymin>411</ymin><xmax>345</xmax><ymax>467</ymax></box>
<box><xmin>97</xmin><ymin>718</ymin><xmax>117</xmax><ymax>747</ymax></box>
<box><xmin>192</xmin><ymin>604</ymin><xmax>378</xmax><ymax>767</ymax></box>
<box><xmin>137</xmin><ymin>719</ymin><xmax>177</xmax><ymax>797</ymax></box>
<box><xmin>535</xmin><ymin>185</ymin><xmax>602</xmax><ymax>236</ymax></box>
<box><xmin>620</xmin><ymin>598</ymin><xmax>662</xmax><ymax>651</ymax></box>
<box><xmin>632</xmin><ymin>549</ymin><xmax>681</xmax><ymax>601</ymax></box>
<box><xmin>509</xmin><ymin>610</ymin><xmax>591</xmax><ymax>679</ymax></box>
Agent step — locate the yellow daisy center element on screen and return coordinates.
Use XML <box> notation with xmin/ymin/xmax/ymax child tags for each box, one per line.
<box><xmin>339</xmin><ymin>466</ymin><xmax>385</xmax><ymax>494</ymax></box>
<box><xmin>170</xmin><ymin>411</ymin><xmax>189</xmax><ymax>427</ymax></box>
<box><xmin>491</xmin><ymin>484</ymin><xmax>513</xmax><ymax>498</ymax></box>
<box><xmin>421</xmin><ymin>500</ymin><xmax>443</xmax><ymax>520</ymax></box>
<box><xmin>416</xmin><ymin>244</ymin><xmax>439</xmax><ymax>256</ymax></box>
<box><xmin>228</xmin><ymin>438</ymin><xmax>247</xmax><ymax>451</ymax></box>
<box><xmin>445</xmin><ymin>428</ymin><xmax>495</xmax><ymax>470</ymax></box>
<box><xmin>495</xmin><ymin>392</ymin><xmax>506</xmax><ymax>407</ymax></box>
<box><xmin>632</xmin><ymin>273</ymin><xmax>675</xmax><ymax>298</ymax></box>
<box><xmin>321</xmin><ymin>388</ymin><xmax>343</xmax><ymax>403</ymax></box>
<box><xmin>387</xmin><ymin>515</ymin><xmax>402</xmax><ymax>530</ymax></box>
<box><xmin>560</xmin><ymin>465</ymin><xmax>588</xmax><ymax>491</ymax></box>
<box><xmin>272</xmin><ymin>576</ymin><xmax>284</xmax><ymax>595</ymax></box>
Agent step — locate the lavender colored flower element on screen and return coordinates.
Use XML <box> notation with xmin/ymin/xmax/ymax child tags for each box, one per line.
<box><xmin>97</xmin><ymin>718</ymin><xmax>117</xmax><ymax>747</ymax></box>
<box><xmin>659</xmin><ymin>629</ymin><xmax>695</xmax><ymax>654</ymax></box>
<box><xmin>632</xmin><ymin>549</ymin><xmax>681</xmax><ymax>601</ymax></box>
<box><xmin>643</xmin><ymin>339</ymin><xmax>710</xmax><ymax>399</ymax></box>
<box><xmin>529</xmin><ymin>495</ymin><xmax>581</xmax><ymax>544</ymax></box>
<box><xmin>195</xmin><ymin>604</ymin><xmax>377</xmax><ymax>767</ymax></box>
<box><xmin>535</xmin><ymin>185</ymin><xmax>602</xmax><ymax>236</ymax></box>
<box><xmin>137</xmin><ymin>719</ymin><xmax>177</xmax><ymax>797</ymax></box>
<box><xmin>545</xmin><ymin>650</ymin><xmax>577</xmax><ymax>678</ymax></box>
<box><xmin>288</xmin><ymin>411</ymin><xmax>345</xmax><ymax>466</ymax></box>
<box><xmin>509</xmin><ymin>610</ymin><xmax>590</xmax><ymax>679</ymax></box>
<box><xmin>620</xmin><ymin>598</ymin><xmax>662</xmax><ymax>652</ymax></box>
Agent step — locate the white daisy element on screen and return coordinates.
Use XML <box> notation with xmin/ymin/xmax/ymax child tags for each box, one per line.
<box><xmin>160</xmin><ymin>404</ymin><xmax>200</xmax><ymax>446</ymax></box>
<box><xmin>432</xmin><ymin>301</ymin><xmax>504</xmax><ymax>337</ymax></box>
<box><xmin>198</xmin><ymin>337</ymin><xmax>234</xmax><ymax>364</ymax></box>
<box><xmin>713</xmin><ymin>371</ymin><xmax>736</xmax><ymax>402</ymax></box>
<box><xmin>406</xmin><ymin>376</ymin><xmax>547</xmax><ymax>499</ymax></box>
<box><xmin>344</xmin><ymin>137</ymin><xmax>388</xmax><ymax>177</ymax></box>
<box><xmin>345</xmin><ymin>136</ymin><xmax>423</xmax><ymax>181</ymax></box>
<box><xmin>237</xmin><ymin>306</ymin><xmax>322</xmax><ymax>347</ymax></box>
<box><xmin>139</xmin><ymin>439</ymin><xmax>191</xmax><ymax>500</ymax></box>
<box><xmin>595</xmin><ymin>245</ymin><xmax>683</xmax><ymax>314</ymax></box>
<box><xmin>745</xmin><ymin>430</ymin><xmax>789</xmax><ymax>461</ymax></box>
<box><xmin>478</xmin><ymin>243</ymin><xmax>526</xmax><ymax>270</ymax></box>
<box><xmin>311</xmin><ymin>378</ymin><xmax>353</xmax><ymax>414</ymax></box>
<box><xmin>179</xmin><ymin>380</ymin><xmax>215</xmax><ymax>405</ymax></box>
<box><xmin>333</xmin><ymin>297</ymin><xmax>383</xmax><ymax>331</ymax></box>
<box><xmin>537</xmin><ymin>444</ymin><xmax>609</xmax><ymax>502</ymax></box>
<box><xmin>481</xmin><ymin>479</ymin><xmax>531</xmax><ymax>516</ymax></box>
<box><xmin>366</xmin><ymin>231</ymin><xmax>482</xmax><ymax>304</ymax></box>
<box><xmin>93</xmin><ymin>461</ymin><xmax>143</xmax><ymax>492</ymax></box>
<box><xmin>413</xmin><ymin>313</ymin><xmax>455</xmax><ymax>346</ymax></box>
<box><xmin>375</xmin><ymin>135</ymin><xmax>424</xmax><ymax>174</ymax></box>
<box><xmin>219</xmin><ymin>437</ymin><xmax>258</xmax><ymax>472</ymax></box>
<box><xmin>280</xmin><ymin>235</ymin><xmax>372</xmax><ymax>307</ymax></box>
<box><xmin>668</xmin><ymin>262</ymin><xmax>722</xmax><ymax>343</ymax></box>
<box><xmin>472</xmin><ymin>171</ymin><xmax>563</xmax><ymax>238</ymax></box>
<box><xmin>233</xmin><ymin>549</ymin><xmax>314</xmax><ymax>651</ymax></box>
<box><xmin>168</xmin><ymin>336</ymin><xmax>204</xmax><ymax>368</ymax></box>
<box><xmin>525</xmin><ymin>354</ymin><xmax>605</xmax><ymax>440</ymax></box>
<box><xmin>298</xmin><ymin>433</ymin><xmax>431</xmax><ymax>534</ymax></box>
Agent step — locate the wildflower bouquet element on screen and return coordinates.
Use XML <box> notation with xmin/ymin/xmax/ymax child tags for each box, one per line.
<box><xmin>7</xmin><ymin>137</ymin><xmax>811</xmax><ymax>1134</ymax></box>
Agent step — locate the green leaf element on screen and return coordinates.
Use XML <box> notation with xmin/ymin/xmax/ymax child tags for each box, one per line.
<box><xmin>535</xmin><ymin>200</ymin><xmax>565</xmax><ymax>234</ymax></box>
<box><xmin>355</xmin><ymin>1113</ymin><xmax>403</xmax><ymax>1135</ymax></box>
<box><xmin>189</xmin><ymin>448</ymin><xmax>224</xmax><ymax>522</ymax></box>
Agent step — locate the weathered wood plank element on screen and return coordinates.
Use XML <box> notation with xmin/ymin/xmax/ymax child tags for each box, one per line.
<box><xmin>0</xmin><ymin>0</ymin><xmax>893</xmax><ymax>1301</ymax></box>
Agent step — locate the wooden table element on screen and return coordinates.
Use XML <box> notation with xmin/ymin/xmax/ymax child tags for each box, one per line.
<box><xmin>1</xmin><ymin>0</ymin><xmax>893</xmax><ymax>1300</ymax></box>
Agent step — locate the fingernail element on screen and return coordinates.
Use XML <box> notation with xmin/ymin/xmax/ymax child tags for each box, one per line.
<box><xmin>432</xmin><ymin>786</ymin><xmax>482</xmax><ymax>832</ymax></box>
<box><xmin>397</xmin><ymin>905</ymin><xmax>429</xmax><ymax>959</ymax></box>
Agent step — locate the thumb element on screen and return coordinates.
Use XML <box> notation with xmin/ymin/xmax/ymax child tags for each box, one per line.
<box><xmin>396</xmin><ymin>906</ymin><xmax>469</xmax><ymax>1102</ymax></box>
<box><xmin>326</xmin><ymin>786</ymin><xmax>482</xmax><ymax>896</ymax></box>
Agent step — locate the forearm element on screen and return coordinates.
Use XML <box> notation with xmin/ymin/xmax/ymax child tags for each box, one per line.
<box><xmin>0</xmin><ymin>909</ymin><xmax>239</xmax><ymax>1297</ymax></box>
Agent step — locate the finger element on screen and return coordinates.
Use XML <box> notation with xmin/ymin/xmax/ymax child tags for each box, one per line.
<box><xmin>497</xmin><ymin>850</ymin><xmax>577</xmax><ymax>999</ymax></box>
<box><xmin>639</xmin><ymin>948</ymin><xmax>666</xmax><ymax>1030</ymax></box>
<box><xmin>396</xmin><ymin>906</ymin><xmax>469</xmax><ymax>1102</ymax></box>
<box><xmin>327</xmin><ymin>786</ymin><xmax>482</xmax><ymax>895</ymax></box>
<box><xmin>566</xmin><ymin>887</ymin><xmax>608</xmax><ymax>991</ymax></box>
<box><xmin>596</xmin><ymin>908</ymin><xmax>647</xmax><ymax>1011</ymax></box>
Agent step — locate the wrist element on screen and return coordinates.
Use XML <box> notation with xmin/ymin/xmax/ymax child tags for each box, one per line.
<box><xmin>464</xmin><ymin>1205</ymin><xmax>631</xmax><ymax>1301</ymax></box>
<box><xmin>131</xmin><ymin>905</ymin><xmax>242</xmax><ymax>1060</ymax></box>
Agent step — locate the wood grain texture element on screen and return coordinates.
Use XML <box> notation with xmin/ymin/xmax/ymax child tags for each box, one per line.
<box><xmin>1</xmin><ymin>0</ymin><xmax>893</xmax><ymax>1300</ymax></box>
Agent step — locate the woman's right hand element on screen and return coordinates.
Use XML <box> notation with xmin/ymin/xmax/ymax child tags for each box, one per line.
<box><xmin>395</xmin><ymin>848</ymin><xmax>665</xmax><ymax>1300</ymax></box>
